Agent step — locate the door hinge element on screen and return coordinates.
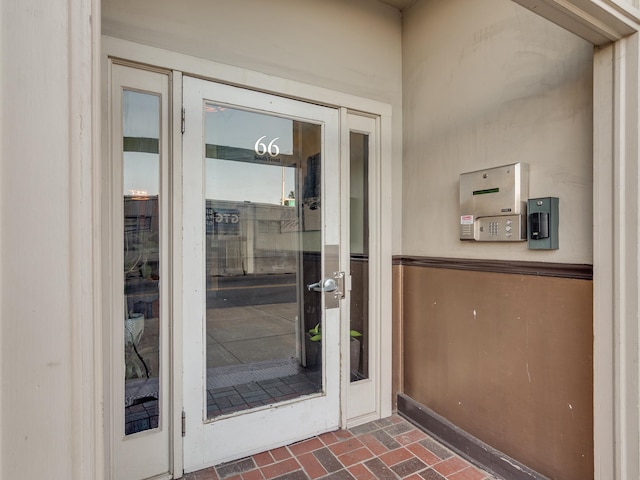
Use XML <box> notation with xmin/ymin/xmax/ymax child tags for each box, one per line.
<box><xmin>181</xmin><ymin>410</ymin><xmax>186</xmax><ymax>437</ymax></box>
<box><xmin>181</xmin><ymin>108</ymin><xmax>185</xmax><ymax>134</ymax></box>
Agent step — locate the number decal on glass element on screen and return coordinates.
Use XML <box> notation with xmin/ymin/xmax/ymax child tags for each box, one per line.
<box><xmin>254</xmin><ymin>136</ymin><xmax>280</xmax><ymax>157</ymax></box>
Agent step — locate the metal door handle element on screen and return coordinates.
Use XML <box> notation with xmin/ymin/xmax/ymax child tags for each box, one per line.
<box><xmin>307</xmin><ymin>278</ymin><xmax>338</xmax><ymax>292</ymax></box>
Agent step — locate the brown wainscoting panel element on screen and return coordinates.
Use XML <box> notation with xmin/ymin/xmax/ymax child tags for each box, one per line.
<box><xmin>398</xmin><ymin>262</ymin><xmax>593</xmax><ymax>480</ymax></box>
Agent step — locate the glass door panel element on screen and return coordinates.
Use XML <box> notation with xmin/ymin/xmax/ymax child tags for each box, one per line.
<box><xmin>123</xmin><ymin>90</ymin><xmax>162</xmax><ymax>434</ymax></box>
<box><xmin>204</xmin><ymin>104</ymin><xmax>323</xmax><ymax>418</ymax></box>
<box><xmin>183</xmin><ymin>77</ymin><xmax>341</xmax><ymax>471</ymax></box>
<box><xmin>345</xmin><ymin>114</ymin><xmax>379</xmax><ymax>424</ymax></box>
<box><xmin>349</xmin><ymin>131</ymin><xmax>369</xmax><ymax>383</ymax></box>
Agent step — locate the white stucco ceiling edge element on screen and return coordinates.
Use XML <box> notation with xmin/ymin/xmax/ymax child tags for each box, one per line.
<box><xmin>514</xmin><ymin>0</ymin><xmax>640</xmax><ymax>45</ymax></box>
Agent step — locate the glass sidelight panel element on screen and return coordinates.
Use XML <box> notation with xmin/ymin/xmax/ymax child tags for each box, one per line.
<box><xmin>204</xmin><ymin>103</ymin><xmax>323</xmax><ymax>418</ymax></box>
<box><xmin>349</xmin><ymin>132</ymin><xmax>369</xmax><ymax>382</ymax></box>
<box><xmin>122</xmin><ymin>90</ymin><xmax>162</xmax><ymax>434</ymax></box>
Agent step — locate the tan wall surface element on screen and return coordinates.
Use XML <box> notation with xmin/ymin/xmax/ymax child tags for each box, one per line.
<box><xmin>402</xmin><ymin>0</ymin><xmax>593</xmax><ymax>264</ymax></box>
<box><xmin>399</xmin><ymin>263</ymin><xmax>593</xmax><ymax>480</ymax></box>
<box><xmin>103</xmin><ymin>0</ymin><xmax>404</xmax><ymax>254</ymax></box>
<box><xmin>399</xmin><ymin>2</ymin><xmax>595</xmax><ymax>478</ymax></box>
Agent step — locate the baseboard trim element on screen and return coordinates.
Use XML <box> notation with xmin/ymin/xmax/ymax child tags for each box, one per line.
<box><xmin>397</xmin><ymin>394</ymin><xmax>550</xmax><ymax>480</ymax></box>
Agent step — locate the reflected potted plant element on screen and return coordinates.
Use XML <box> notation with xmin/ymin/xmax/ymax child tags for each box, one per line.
<box><xmin>307</xmin><ymin>323</ymin><xmax>362</xmax><ymax>374</ymax></box>
<box><xmin>124</xmin><ymin>308</ymin><xmax>147</xmax><ymax>378</ymax></box>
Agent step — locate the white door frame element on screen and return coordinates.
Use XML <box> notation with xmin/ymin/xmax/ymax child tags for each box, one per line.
<box><xmin>181</xmin><ymin>76</ymin><xmax>341</xmax><ymax>471</ymax></box>
<box><xmin>106</xmin><ymin>62</ymin><xmax>173</xmax><ymax>480</ymax></box>
<box><xmin>342</xmin><ymin>112</ymin><xmax>386</xmax><ymax>427</ymax></box>
<box><xmin>101</xmin><ymin>35</ymin><xmax>393</xmax><ymax>478</ymax></box>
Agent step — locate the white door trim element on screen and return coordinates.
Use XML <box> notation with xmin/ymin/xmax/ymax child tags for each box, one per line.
<box><xmin>102</xmin><ymin>36</ymin><xmax>392</xmax><ymax>118</ymax></box>
<box><xmin>102</xmin><ymin>37</ymin><xmax>393</xmax><ymax>477</ymax></box>
<box><xmin>170</xmin><ymin>71</ymin><xmax>185</xmax><ymax>479</ymax></box>
<box><xmin>105</xmin><ymin>61</ymin><xmax>173</xmax><ymax>480</ymax></box>
<box><xmin>341</xmin><ymin>112</ymin><xmax>393</xmax><ymax>427</ymax></box>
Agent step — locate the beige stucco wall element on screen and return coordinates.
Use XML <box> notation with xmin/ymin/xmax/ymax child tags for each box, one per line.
<box><xmin>1</xmin><ymin>1</ymin><xmax>99</xmax><ymax>479</ymax></box>
<box><xmin>102</xmin><ymin>0</ymin><xmax>404</xmax><ymax>254</ymax></box>
<box><xmin>402</xmin><ymin>0</ymin><xmax>593</xmax><ymax>264</ymax></box>
<box><xmin>2</xmin><ymin>3</ymin><xmax>73</xmax><ymax>478</ymax></box>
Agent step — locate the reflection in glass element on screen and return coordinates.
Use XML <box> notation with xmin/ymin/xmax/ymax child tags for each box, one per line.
<box><xmin>122</xmin><ymin>90</ymin><xmax>161</xmax><ymax>434</ymax></box>
<box><xmin>204</xmin><ymin>103</ymin><xmax>323</xmax><ymax>418</ymax></box>
<box><xmin>350</xmin><ymin>132</ymin><xmax>369</xmax><ymax>382</ymax></box>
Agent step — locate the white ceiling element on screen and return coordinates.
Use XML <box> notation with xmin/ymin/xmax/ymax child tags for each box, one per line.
<box><xmin>377</xmin><ymin>0</ymin><xmax>415</xmax><ymax>11</ymax></box>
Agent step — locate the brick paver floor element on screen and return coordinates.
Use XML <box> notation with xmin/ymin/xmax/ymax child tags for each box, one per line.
<box><xmin>183</xmin><ymin>414</ymin><xmax>497</xmax><ymax>480</ymax></box>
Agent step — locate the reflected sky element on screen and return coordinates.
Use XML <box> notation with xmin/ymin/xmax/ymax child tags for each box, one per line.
<box><xmin>124</xmin><ymin>152</ymin><xmax>159</xmax><ymax>196</ymax></box>
<box><xmin>205</xmin><ymin>105</ymin><xmax>293</xmax><ymax>154</ymax></box>
<box><xmin>205</xmin><ymin>105</ymin><xmax>295</xmax><ymax>204</ymax></box>
<box><xmin>123</xmin><ymin>93</ymin><xmax>300</xmax><ymax>204</ymax></box>
<box><xmin>124</xmin><ymin>90</ymin><xmax>159</xmax><ymax>138</ymax></box>
<box><xmin>123</xmin><ymin>91</ymin><xmax>160</xmax><ymax>197</ymax></box>
<box><xmin>207</xmin><ymin>158</ymin><xmax>295</xmax><ymax>204</ymax></box>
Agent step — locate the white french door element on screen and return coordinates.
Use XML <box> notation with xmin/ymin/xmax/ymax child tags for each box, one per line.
<box><xmin>107</xmin><ymin>57</ymin><xmax>389</xmax><ymax>480</ymax></box>
<box><xmin>181</xmin><ymin>77</ymin><xmax>342</xmax><ymax>471</ymax></box>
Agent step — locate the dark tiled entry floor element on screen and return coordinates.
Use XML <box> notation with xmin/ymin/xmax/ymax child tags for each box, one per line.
<box><xmin>183</xmin><ymin>414</ymin><xmax>496</xmax><ymax>480</ymax></box>
<box><xmin>207</xmin><ymin>373</ymin><xmax>321</xmax><ymax>417</ymax></box>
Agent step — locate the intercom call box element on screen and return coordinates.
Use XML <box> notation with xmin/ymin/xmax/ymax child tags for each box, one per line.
<box><xmin>459</xmin><ymin>163</ymin><xmax>529</xmax><ymax>241</ymax></box>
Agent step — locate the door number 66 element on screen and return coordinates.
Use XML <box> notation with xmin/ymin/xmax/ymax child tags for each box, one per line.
<box><xmin>254</xmin><ymin>136</ymin><xmax>280</xmax><ymax>157</ymax></box>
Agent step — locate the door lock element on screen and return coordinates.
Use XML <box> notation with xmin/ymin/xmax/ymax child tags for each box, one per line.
<box><xmin>307</xmin><ymin>278</ymin><xmax>338</xmax><ymax>292</ymax></box>
<box><xmin>307</xmin><ymin>272</ymin><xmax>345</xmax><ymax>299</ymax></box>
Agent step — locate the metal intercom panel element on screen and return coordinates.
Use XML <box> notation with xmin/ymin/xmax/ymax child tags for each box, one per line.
<box><xmin>459</xmin><ymin>163</ymin><xmax>529</xmax><ymax>241</ymax></box>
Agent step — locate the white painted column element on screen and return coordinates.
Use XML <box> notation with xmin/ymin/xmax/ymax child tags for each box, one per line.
<box><xmin>612</xmin><ymin>33</ymin><xmax>640</xmax><ymax>480</ymax></box>
<box><xmin>594</xmin><ymin>33</ymin><xmax>640</xmax><ymax>480</ymax></box>
<box><xmin>593</xmin><ymin>41</ymin><xmax>616</xmax><ymax>480</ymax></box>
<box><xmin>0</xmin><ymin>0</ymin><xmax>101</xmax><ymax>479</ymax></box>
